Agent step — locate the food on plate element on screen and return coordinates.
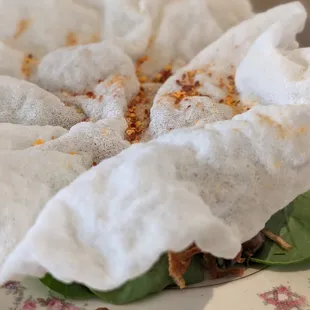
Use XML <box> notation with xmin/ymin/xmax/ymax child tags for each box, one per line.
<box><xmin>0</xmin><ymin>0</ymin><xmax>310</xmax><ymax>306</ymax></box>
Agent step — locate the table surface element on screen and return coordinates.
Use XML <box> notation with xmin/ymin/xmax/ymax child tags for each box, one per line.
<box><xmin>1</xmin><ymin>263</ymin><xmax>309</xmax><ymax>310</ymax></box>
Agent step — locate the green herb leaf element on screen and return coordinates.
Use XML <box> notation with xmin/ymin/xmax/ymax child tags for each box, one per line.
<box><xmin>251</xmin><ymin>191</ymin><xmax>310</xmax><ymax>265</ymax></box>
<box><xmin>40</xmin><ymin>274</ymin><xmax>94</xmax><ymax>299</ymax></box>
<box><xmin>183</xmin><ymin>255</ymin><xmax>205</xmax><ymax>285</ymax></box>
<box><xmin>40</xmin><ymin>254</ymin><xmax>205</xmax><ymax>304</ymax></box>
<box><xmin>90</xmin><ymin>255</ymin><xmax>173</xmax><ymax>304</ymax></box>
<box><xmin>91</xmin><ymin>255</ymin><xmax>205</xmax><ymax>305</ymax></box>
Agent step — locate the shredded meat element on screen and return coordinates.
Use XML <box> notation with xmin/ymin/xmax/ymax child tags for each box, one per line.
<box><xmin>203</xmin><ymin>254</ymin><xmax>245</xmax><ymax>279</ymax></box>
<box><xmin>168</xmin><ymin>244</ymin><xmax>201</xmax><ymax>289</ymax></box>
<box><xmin>242</xmin><ymin>231</ymin><xmax>265</xmax><ymax>256</ymax></box>
<box><xmin>168</xmin><ymin>231</ymin><xmax>266</xmax><ymax>288</ymax></box>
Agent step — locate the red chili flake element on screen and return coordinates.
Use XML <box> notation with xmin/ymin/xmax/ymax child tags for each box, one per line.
<box><xmin>182</xmin><ymin>84</ymin><xmax>195</xmax><ymax>92</ymax></box>
<box><xmin>86</xmin><ymin>91</ymin><xmax>96</xmax><ymax>99</ymax></box>
<box><xmin>219</xmin><ymin>99</ymin><xmax>224</xmax><ymax>103</ymax></box>
<box><xmin>186</xmin><ymin>105</ymin><xmax>191</xmax><ymax>110</ymax></box>
<box><xmin>153</xmin><ymin>65</ymin><xmax>172</xmax><ymax>83</ymax></box>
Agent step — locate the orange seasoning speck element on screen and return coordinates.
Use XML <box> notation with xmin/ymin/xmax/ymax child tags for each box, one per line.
<box><xmin>135</xmin><ymin>56</ymin><xmax>149</xmax><ymax>84</ymax></box>
<box><xmin>125</xmin><ymin>87</ymin><xmax>150</xmax><ymax>143</ymax></box>
<box><xmin>14</xmin><ymin>19</ymin><xmax>31</xmax><ymax>38</ymax></box>
<box><xmin>107</xmin><ymin>75</ymin><xmax>125</xmax><ymax>88</ymax></box>
<box><xmin>136</xmin><ymin>56</ymin><xmax>149</xmax><ymax>67</ymax></box>
<box><xmin>33</xmin><ymin>139</ymin><xmax>45</xmax><ymax>146</ymax></box>
<box><xmin>217</xmin><ymin>73</ymin><xmax>242</xmax><ymax>113</ymax></box>
<box><xmin>225</xmin><ymin>94</ymin><xmax>233</xmax><ymax>106</ymax></box>
<box><xmin>21</xmin><ymin>53</ymin><xmax>38</xmax><ymax>79</ymax></box>
<box><xmin>138</xmin><ymin>75</ymin><xmax>148</xmax><ymax>83</ymax></box>
<box><xmin>169</xmin><ymin>90</ymin><xmax>187</xmax><ymax>105</ymax></box>
<box><xmin>69</xmin><ymin>152</ymin><xmax>77</xmax><ymax>155</ymax></box>
<box><xmin>66</xmin><ymin>32</ymin><xmax>78</xmax><ymax>46</ymax></box>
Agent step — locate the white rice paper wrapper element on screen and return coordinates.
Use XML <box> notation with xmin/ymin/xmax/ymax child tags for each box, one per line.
<box><xmin>37</xmin><ymin>119</ymin><xmax>130</xmax><ymax>164</ymax></box>
<box><xmin>0</xmin><ymin>149</ymin><xmax>92</xmax><ymax>268</ymax></box>
<box><xmin>0</xmin><ymin>0</ymin><xmax>252</xmax><ymax>81</ymax></box>
<box><xmin>75</xmin><ymin>0</ymin><xmax>253</xmax><ymax>76</ymax></box>
<box><xmin>0</xmin><ymin>42</ymin><xmax>24</xmax><ymax>79</ymax></box>
<box><xmin>139</xmin><ymin>0</ymin><xmax>253</xmax><ymax>77</ymax></box>
<box><xmin>149</xmin><ymin>2</ymin><xmax>305</xmax><ymax>138</ymax></box>
<box><xmin>35</xmin><ymin>41</ymin><xmax>140</xmax><ymax>122</ymax></box>
<box><xmin>1</xmin><ymin>2</ymin><xmax>309</xmax><ymax>293</ymax></box>
<box><xmin>0</xmin><ymin>76</ymin><xmax>86</xmax><ymax>128</ymax></box>
<box><xmin>0</xmin><ymin>123</ymin><xmax>67</xmax><ymax>151</ymax></box>
<box><xmin>0</xmin><ymin>0</ymin><xmax>100</xmax><ymax>58</ymax></box>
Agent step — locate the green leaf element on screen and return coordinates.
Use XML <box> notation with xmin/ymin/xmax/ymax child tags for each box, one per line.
<box><xmin>91</xmin><ymin>255</ymin><xmax>173</xmax><ymax>304</ymax></box>
<box><xmin>183</xmin><ymin>255</ymin><xmax>205</xmax><ymax>285</ymax></box>
<box><xmin>91</xmin><ymin>255</ymin><xmax>204</xmax><ymax>305</ymax></box>
<box><xmin>251</xmin><ymin>191</ymin><xmax>310</xmax><ymax>265</ymax></box>
<box><xmin>40</xmin><ymin>254</ymin><xmax>205</xmax><ymax>304</ymax></box>
<box><xmin>40</xmin><ymin>274</ymin><xmax>94</xmax><ymax>299</ymax></box>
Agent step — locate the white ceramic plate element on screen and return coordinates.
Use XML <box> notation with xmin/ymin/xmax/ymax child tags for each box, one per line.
<box><xmin>2</xmin><ymin>263</ymin><xmax>309</xmax><ymax>310</ymax></box>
